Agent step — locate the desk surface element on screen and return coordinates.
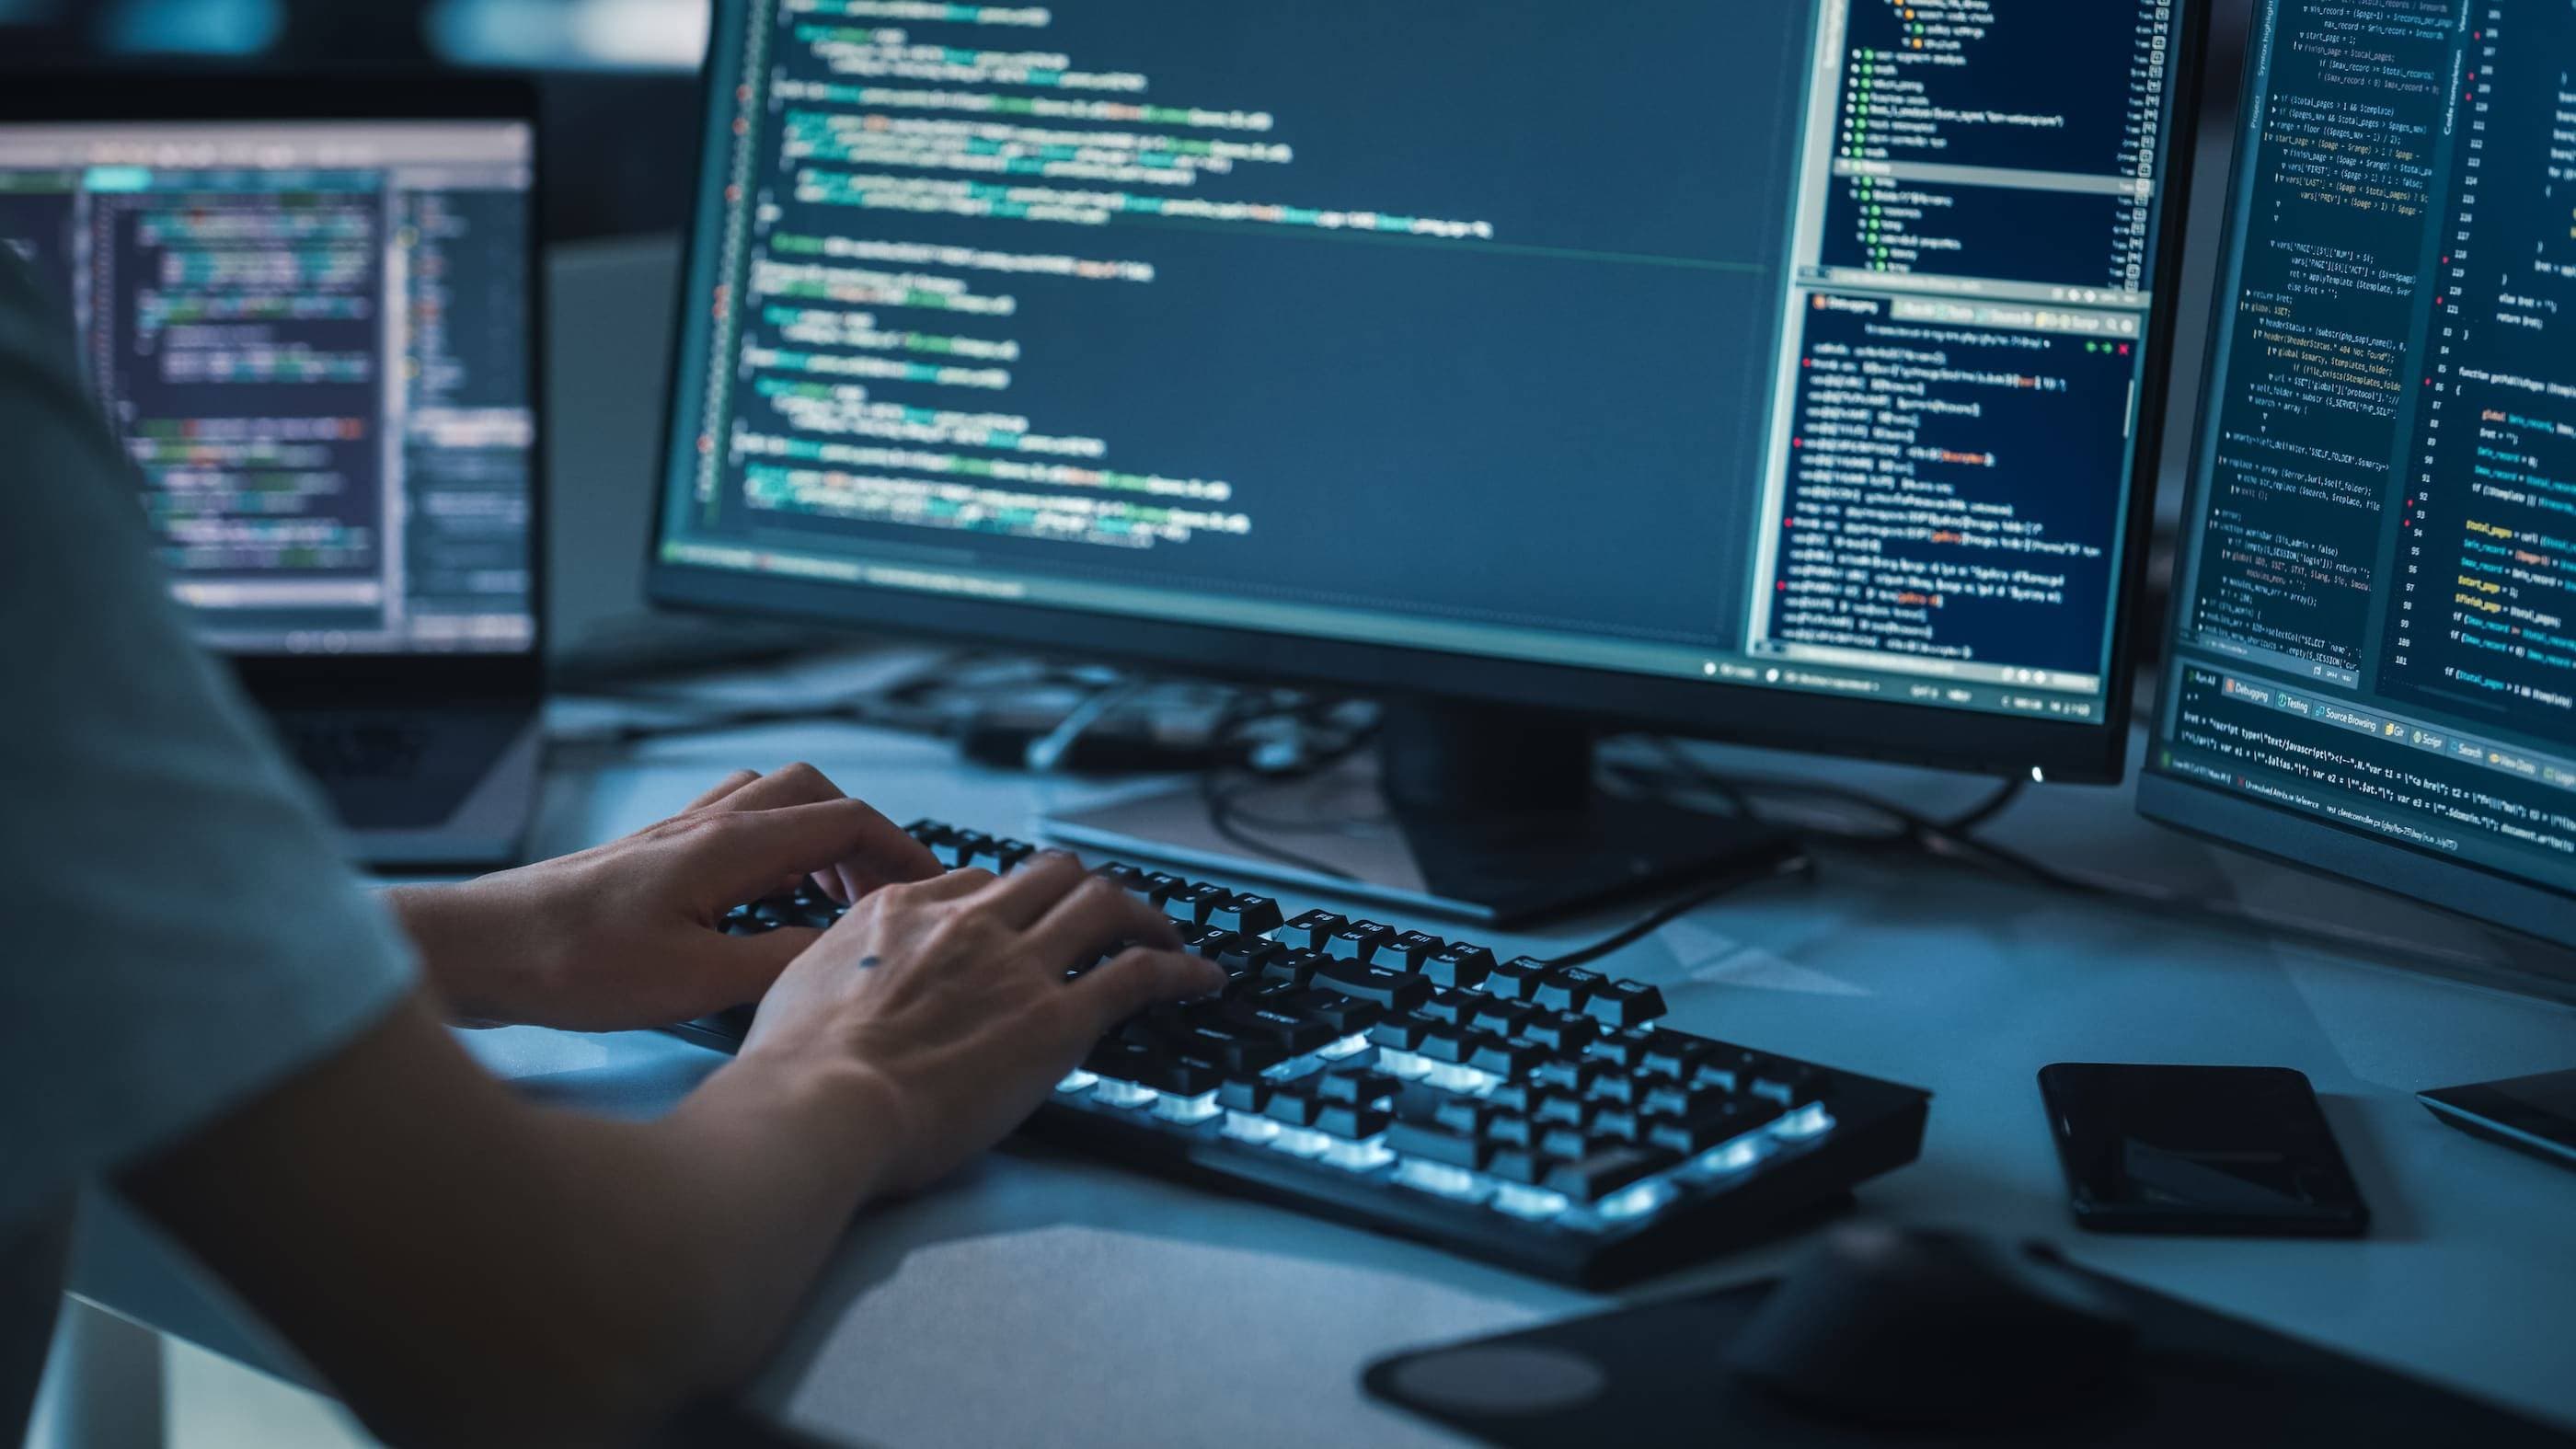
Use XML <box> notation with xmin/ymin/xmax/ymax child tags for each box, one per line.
<box><xmin>78</xmin><ymin>703</ymin><xmax>2576</xmax><ymax>1448</ymax></box>
<box><xmin>466</xmin><ymin>713</ymin><xmax>2576</xmax><ymax>1448</ymax></box>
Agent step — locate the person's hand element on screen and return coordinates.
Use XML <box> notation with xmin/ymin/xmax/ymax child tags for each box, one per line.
<box><xmin>388</xmin><ymin>765</ymin><xmax>942</xmax><ymax>1031</ymax></box>
<box><xmin>740</xmin><ymin>853</ymin><xmax>1226</xmax><ymax>1197</ymax></box>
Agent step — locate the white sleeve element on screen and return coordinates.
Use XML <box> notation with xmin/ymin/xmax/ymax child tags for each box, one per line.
<box><xmin>0</xmin><ymin>254</ymin><xmax>419</xmax><ymax>1234</ymax></box>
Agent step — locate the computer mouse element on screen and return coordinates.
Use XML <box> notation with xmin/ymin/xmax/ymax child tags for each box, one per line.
<box><xmin>1721</xmin><ymin>1225</ymin><xmax>2138</xmax><ymax>1429</ymax></box>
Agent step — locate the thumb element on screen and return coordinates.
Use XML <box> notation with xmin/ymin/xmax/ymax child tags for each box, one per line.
<box><xmin>1068</xmin><ymin>946</ymin><xmax>1225</xmax><ymax>1035</ymax></box>
<box><xmin>684</xmin><ymin>797</ymin><xmax>934</xmax><ymax>908</ymax></box>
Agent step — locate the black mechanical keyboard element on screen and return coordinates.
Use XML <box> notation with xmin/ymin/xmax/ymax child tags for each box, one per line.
<box><xmin>672</xmin><ymin>820</ymin><xmax>1931</xmax><ymax>1286</ymax></box>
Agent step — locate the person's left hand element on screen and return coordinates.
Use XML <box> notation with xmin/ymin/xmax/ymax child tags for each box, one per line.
<box><xmin>387</xmin><ymin>765</ymin><xmax>943</xmax><ymax>1031</ymax></box>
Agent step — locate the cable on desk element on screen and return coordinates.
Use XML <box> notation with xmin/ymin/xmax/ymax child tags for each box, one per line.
<box><xmin>1193</xmin><ymin>695</ymin><xmax>1381</xmax><ymax>882</ymax></box>
<box><xmin>1611</xmin><ymin>742</ymin><xmax>2509</xmax><ymax>975</ymax></box>
<box><xmin>1535</xmin><ymin>854</ymin><xmax>1818</xmax><ymax>970</ymax></box>
<box><xmin>1021</xmin><ymin>678</ymin><xmax>1151</xmax><ymax>773</ymax></box>
<box><xmin>1937</xmin><ymin>777</ymin><xmax>2027</xmax><ymax>836</ymax></box>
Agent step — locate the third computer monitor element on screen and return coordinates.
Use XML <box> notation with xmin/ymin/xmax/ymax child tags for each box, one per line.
<box><xmin>653</xmin><ymin>0</ymin><xmax>2205</xmax><ymax>781</ymax></box>
<box><xmin>2144</xmin><ymin>0</ymin><xmax>2576</xmax><ymax>956</ymax></box>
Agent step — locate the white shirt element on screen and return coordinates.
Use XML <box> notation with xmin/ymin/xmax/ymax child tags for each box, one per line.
<box><xmin>0</xmin><ymin>251</ymin><xmax>417</xmax><ymax>1438</ymax></box>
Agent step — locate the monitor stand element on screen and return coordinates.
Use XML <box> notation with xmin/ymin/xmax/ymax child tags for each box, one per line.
<box><xmin>1041</xmin><ymin>700</ymin><xmax>1803</xmax><ymax>926</ymax></box>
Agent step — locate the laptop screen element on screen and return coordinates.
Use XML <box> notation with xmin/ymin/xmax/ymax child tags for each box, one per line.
<box><xmin>0</xmin><ymin>118</ymin><xmax>536</xmax><ymax>657</ymax></box>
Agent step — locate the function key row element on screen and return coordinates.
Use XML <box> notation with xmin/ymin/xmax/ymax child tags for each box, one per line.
<box><xmin>907</xmin><ymin>822</ymin><xmax>1041</xmax><ymax>874</ymax></box>
<box><xmin>1086</xmin><ymin>862</ymin><xmax>1288</xmax><ymax>935</ymax></box>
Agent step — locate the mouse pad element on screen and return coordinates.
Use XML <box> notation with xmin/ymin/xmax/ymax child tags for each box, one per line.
<box><xmin>1363</xmin><ymin>1260</ymin><xmax>2575</xmax><ymax>1448</ymax></box>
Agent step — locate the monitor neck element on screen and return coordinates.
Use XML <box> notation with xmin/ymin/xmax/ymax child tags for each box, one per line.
<box><xmin>1378</xmin><ymin>698</ymin><xmax>1597</xmax><ymax>819</ymax></box>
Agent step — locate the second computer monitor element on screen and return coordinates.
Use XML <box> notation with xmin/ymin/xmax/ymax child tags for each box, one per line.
<box><xmin>654</xmin><ymin>1</ymin><xmax>2204</xmax><ymax>782</ymax></box>
<box><xmin>0</xmin><ymin>97</ymin><xmax>538</xmax><ymax>663</ymax></box>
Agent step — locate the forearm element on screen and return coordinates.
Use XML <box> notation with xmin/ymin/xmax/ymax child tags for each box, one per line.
<box><xmin>381</xmin><ymin>882</ymin><xmax>533</xmax><ymax>1025</ymax></box>
<box><xmin>122</xmin><ymin>995</ymin><xmax>903</xmax><ymax>1447</ymax></box>
<box><xmin>595</xmin><ymin>1049</ymin><xmax>905</xmax><ymax>1392</ymax></box>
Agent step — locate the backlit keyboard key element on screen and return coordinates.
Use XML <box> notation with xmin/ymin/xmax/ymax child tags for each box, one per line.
<box><xmin>1216</xmin><ymin>937</ymin><xmax>1285</xmax><ymax>977</ymax></box>
<box><xmin>1641</xmin><ymin>1033</ymin><xmax>1710</xmax><ymax>1080</ymax></box>
<box><xmin>1316</xmin><ymin>1105</ymin><xmax>1392</xmax><ymax>1141</ymax></box>
<box><xmin>1279</xmin><ymin>909</ymin><xmax>1348</xmax><ymax>950</ymax></box>
<box><xmin>1586</xmin><ymin>979</ymin><xmax>1668</xmax><ymax>1029</ymax></box>
<box><xmin>1640</xmin><ymin>1080</ymin><xmax>1726</xmax><ymax>1120</ymax></box>
<box><xmin>1532</xmin><ymin>1055</ymin><xmax>1604</xmax><ymax>1095</ymax></box>
<box><xmin>1222</xmin><ymin>998</ymin><xmax>1339</xmax><ymax>1056</ymax></box>
<box><xmin>1538</xmin><ymin>1124</ymin><xmax>1592</xmax><ymax>1160</ymax></box>
<box><xmin>1432</xmin><ymin>1097</ymin><xmax>1491</xmax><ymax>1135</ymax></box>
<box><xmin>1646</xmin><ymin>1100</ymin><xmax>1775</xmax><ymax>1154</ymax></box>
<box><xmin>1545</xmin><ymin>1146</ymin><xmax>1678</xmax><ymax>1202</ymax></box>
<box><xmin>1521</xmin><ymin>1011</ymin><xmax>1597</xmax><ymax>1054</ymax></box>
<box><xmin>1261</xmin><ymin>949</ymin><xmax>1328</xmax><ymax>989</ymax></box>
<box><xmin>1205</xmin><ymin>892</ymin><xmax>1285</xmax><ymax>936</ymax></box>
<box><xmin>1094</xmin><ymin>862</ymin><xmax>1154</xmax><ymax>892</ymax></box>
<box><xmin>1469</xmin><ymin>1037</ymin><xmax>1547</xmax><ymax>1078</ymax></box>
<box><xmin>1317</xmin><ymin>1069</ymin><xmax>1397</xmax><ymax>1106</ymax></box>
<box><xmin>1264</xmin><ymin>1085</ymin><xmax>1324</xmax><ymax>1126</ymax></box>
<box><xmin>1533</xmin><ymin>967</ymin><xmax>1606</xmax><ymax>1013</ymax></box>
<box><xmin>1368</xmin><ymin>1016</ymin><xmax>1432</xmax><ymax>1052</ymax></box>
<box><xmin>1485</xmin><ymin>958</ymin><xmax>1547</xmax><ymax>1000</ymax></box>
<box><xmin>1166</xmin><ymin>881</ymin><xmax>1230</xmax><ymax>924</ymax></box>
<box><xmin>1587</xmin><ymin>1027</ymin><xmax>1659</xmax><ymax>1069</ymax></box>
<box><xmin>1326</xmin><ymin>921</ymin><xmax>1397</xmax><ymax>962</ymax></box>
<box><xmin>1416</xmin><ymin>1024</ymin><xmax>1477</xmax><ymax>1064</ymax></box>
<box><xmin>1590</xmin><ymin>1107</ymin><xmax>1642</xmax><ymax>1142</ymax></box>
<box><xmin>1380</xmin><ymin>930</ymin><xmax>1446</xmax><ymax>972</ymax></box>
<box><xmin>1298</xmin><ymin>992</ymin><xmax>1385</xmax><ymax>1036</ymax></box>
<box><xmin>1420</xmin><ymin>989</ymin><xmax>1478</xmax><ymax>1025</ymax></box>
<box><xmin>1533</xmin><ymin>1091</ymin><xmax>1591</xmax><ymax>1127</ymax></box>
<box><xmin>1138</xmin><ymin>1056</ymin><xmax>1223</xmax><ymax>1098</ymax></box>
<box><xmin>1388</xmin><ymin>1120</ymin><xmax>1490</xmax><ymax>1170</ymax></box>
<box><xmin>1422</xmin><ymin>944</ymin><xmax>1497</xmax><ymax>990</ymax></box>
<box><xmin>1587</xmin><ymin>1073</ymin><xmax>1641</xmax><ymax>1106</ymax></box>
<box><xmin>1311</xmin><ymin>958</ymin><xmax>1432</xmax><ymax>1013</ymax></box>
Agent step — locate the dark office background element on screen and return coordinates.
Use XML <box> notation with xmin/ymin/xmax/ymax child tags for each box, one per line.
<box><xmin>0</xmin><ymin>0</ymin><xmax>708</xmax><ymax>239</ymax></box>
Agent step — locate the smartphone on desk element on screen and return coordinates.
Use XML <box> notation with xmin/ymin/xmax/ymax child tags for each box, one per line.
<box><xmin>2039</xmin><ymin>1064</ymin><xmax>2370</xmax><ymax>1236</ymax></box>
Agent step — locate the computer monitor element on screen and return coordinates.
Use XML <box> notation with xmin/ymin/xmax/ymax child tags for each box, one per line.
<box><xmin>0</xmin><ymin>76</ymin><xmax>541</xmax><ymax>698</ymax></box>
<box><xmin>652</xmin><ymin>2</ymin><xmax>2210</xmax><ymax>918</ymax></box>
<box><xmin>2141</xmin><ymin>0</ymin><xmax>2576</xmax><ymax>971</ymax></box>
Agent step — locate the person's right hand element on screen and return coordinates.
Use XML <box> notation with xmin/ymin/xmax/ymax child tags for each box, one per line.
<box><xmin>738</xmin><ymin>853</ymin><xmax>1226</xmax><ymax>1196</ymax></box>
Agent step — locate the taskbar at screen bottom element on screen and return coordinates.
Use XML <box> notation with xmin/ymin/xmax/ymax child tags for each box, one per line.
<box><xmin>658</xmin><ymin>538</ymin><xmax>2111</xmax><ymax>726</ymax></box>
<box><xmin>194</xmin><ymin>615</ymin><xmax>537</xmax><ymax>658</ymax></box>
<box><xmin>2152</xmin><ymin>658</ymin><xmax>2576</xmax><ymax>901</ymax></box>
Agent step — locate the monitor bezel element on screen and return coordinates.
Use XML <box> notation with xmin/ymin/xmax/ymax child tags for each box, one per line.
<box><xmin>2136</xmin><ymin>6</ymin><xmax>2576</xmax><ymax>962</ymax></box>
<box><xmin>0</xmin><ymin>70</ymin><xmax>547</xmax><ymax>707</ymax></box>
<box><xmin>648</xmin><ymin>3</ymin><xmax>2212</xmax><ymax>783</ymax></box>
